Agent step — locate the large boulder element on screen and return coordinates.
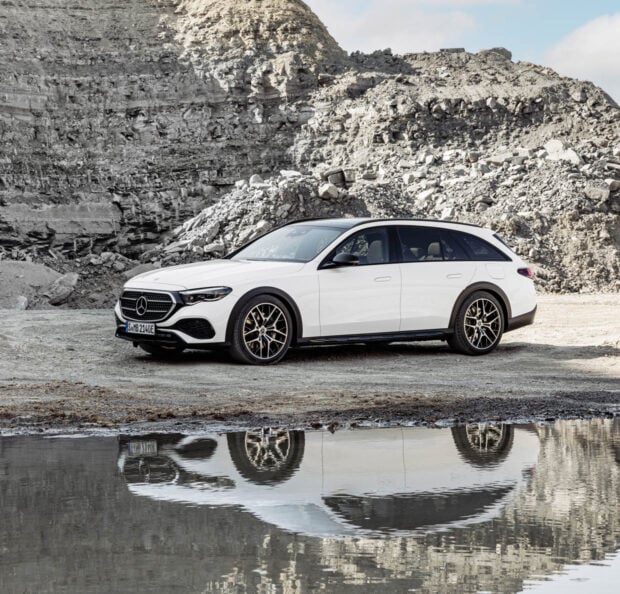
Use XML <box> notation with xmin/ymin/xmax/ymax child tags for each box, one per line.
<box><xmin>46</xmin><ymin>273</ymin><xmax>80</xmax><ymax>306</ymax></box>
<box><xmin>0</xmin><ymin>262</ymin><xmax>61</xmax><ymax>309</ymax></box>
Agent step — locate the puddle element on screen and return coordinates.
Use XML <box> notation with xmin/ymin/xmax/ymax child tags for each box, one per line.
<box><xmin>1</xmin><ymin>420</ymin><xmax>619</xmax><ymax>593</ymax></box>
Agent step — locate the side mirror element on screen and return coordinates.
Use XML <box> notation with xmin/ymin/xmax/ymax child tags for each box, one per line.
<box><xmin>332</xmin><ymin>253</ymin><xmax>360</xmax><ymax>267</ymax></box>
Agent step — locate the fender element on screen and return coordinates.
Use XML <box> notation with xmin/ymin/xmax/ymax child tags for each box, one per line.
<box><xmin>449</xmin><ymin>282</ymin><xmax>512</xmax><ymax>329</ymax></box>
<box><xmin>225</xmin><ymin>286</ymin><xmax>304</xmax><ymax>345</ymax></box>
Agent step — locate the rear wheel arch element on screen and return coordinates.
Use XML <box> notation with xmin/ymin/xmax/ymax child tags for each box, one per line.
<box><xmin>225</xmin><ymin>287</ymin><xmax>303</xmax><ymax>345</ymax></box>
<box><xmin>449</xmin><ymin>282</ymin><xmax>511</xmax><ymax>330</ymax></box>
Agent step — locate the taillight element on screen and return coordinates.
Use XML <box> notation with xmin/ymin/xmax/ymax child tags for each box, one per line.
<box><xmin>517</xmin><ymin>267</ymin><xmax>533</xmax><ymax>279</ymax></box>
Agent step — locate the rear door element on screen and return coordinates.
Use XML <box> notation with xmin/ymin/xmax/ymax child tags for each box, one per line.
<box><xmin>398</xmin><ymin>226</ymin><xmax>476</xmax><ymax>330</ymax></box>
<box><xmin>318</xmin><ymin>226</ymin><xmax>401</xmax><ymax>336</ymax></box>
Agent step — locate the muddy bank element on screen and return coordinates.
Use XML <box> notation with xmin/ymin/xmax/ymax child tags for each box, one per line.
<box><xmin>1</xmin><ymin>295</ymin><xmax>618</xmax><ymax>432</ymax></box>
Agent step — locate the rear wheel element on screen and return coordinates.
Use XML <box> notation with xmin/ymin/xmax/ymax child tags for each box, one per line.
<box><xmin>230</xmin><ymin>295</ymin><xmax>293</xmax><ymax>365</ymax></box>
<box><xmin>451</xmin><ymin>424</ymin><xmax>514</xmax><ymax>467</ymax></box>
<box><xmin>448</xmin><ymin>291</ymin><xmax>504</xmax><ymax>355</ymax></box>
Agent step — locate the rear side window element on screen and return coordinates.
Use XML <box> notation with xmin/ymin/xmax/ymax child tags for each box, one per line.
<box><xmin>397</xmin><ymin>227</ymin><xmax>443</xmax><ymax>262</ymax></box>
<box><xmin>439</xmin><ymin>231</ymin><xmax>469</xmax><ymax>261</ymax></box>
<box><xmin>452</xmin><ymin>231</ymin><xmax>511</xmax><ymax>261</ymax></box>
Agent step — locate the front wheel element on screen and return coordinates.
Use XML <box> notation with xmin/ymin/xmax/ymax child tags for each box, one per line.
<box><xmin>229</xmin><ymin>295</ymin><xmax>293</xmax><ymax>365</ymax></box>
<box><xmin>448</xmin><ymin>291</ymin><xmax>504</xmax><ymax>355</ymax></box>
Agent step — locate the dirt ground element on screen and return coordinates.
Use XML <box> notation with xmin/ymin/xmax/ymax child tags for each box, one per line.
<box><xmin>0</xmin><ymin>294</ymin><xmax>618</xmax><ymax>432</ymax></box>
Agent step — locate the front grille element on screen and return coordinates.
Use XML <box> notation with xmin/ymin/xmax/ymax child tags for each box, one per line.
<box><xmin>121</xmin><ymin>290</ymin><xmax>176</xmax><ymax>322</ymax></box>
<box><xmin>171</xmin><ymin>318</ymin><xmax>215</xmax><ymax>340</ymax></box>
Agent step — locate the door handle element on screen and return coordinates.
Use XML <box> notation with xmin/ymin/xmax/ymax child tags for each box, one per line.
<box><xmin>447</xmin><ymin>273</ymin><xmax>463</xmax><ymax>279</ymax></box>
<box><xmin>374</xmin><ymin>276</ymin><xmax>392</xmax><ymax>282</ymax></box>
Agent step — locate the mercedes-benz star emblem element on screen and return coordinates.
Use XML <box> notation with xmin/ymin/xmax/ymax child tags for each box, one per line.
<box><xmin>135</xmin><ymin>296</ymin><xmax>148</xmax><ymax>317</ymax></box>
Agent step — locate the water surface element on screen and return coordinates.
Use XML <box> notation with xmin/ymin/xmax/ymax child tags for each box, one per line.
<box><xmin>1</xmin><ymin>420</ymin><xmax>619</xmax><ymax>593</ymax></box>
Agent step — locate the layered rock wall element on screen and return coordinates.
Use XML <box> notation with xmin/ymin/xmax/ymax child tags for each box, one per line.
<box><xmin>0</xmin><ymin>0</ymin><xmax>344</xmax><ymax>258</ymax></box>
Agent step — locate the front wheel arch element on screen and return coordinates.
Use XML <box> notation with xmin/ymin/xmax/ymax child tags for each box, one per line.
<box><xmin>225</xmin><ymin>287</ymin><xmax>303</xmax><ymax>346</ymax></box>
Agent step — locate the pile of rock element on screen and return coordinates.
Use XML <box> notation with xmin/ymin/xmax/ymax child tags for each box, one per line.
<box><xmin>158</xmin><ymin>134</ymin><xmax>619</xmax><ymax>292</ymax></box>
<box><xmin>158</xmin><ymin>171</ymin><xmax>370</xmax><ymax>262</ymax></box>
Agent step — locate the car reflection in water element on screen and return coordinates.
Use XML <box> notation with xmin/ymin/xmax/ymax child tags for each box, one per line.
<box><xmin>117</xmin><ymin>424</ymin><xmax>539</xmax><ymax>538</ymax></box>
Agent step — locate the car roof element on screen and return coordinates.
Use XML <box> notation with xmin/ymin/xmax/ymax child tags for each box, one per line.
<box><xmin>289</xmin><ymin>217</ymin><xmax>483</xmax><ymax>230</ymax></box>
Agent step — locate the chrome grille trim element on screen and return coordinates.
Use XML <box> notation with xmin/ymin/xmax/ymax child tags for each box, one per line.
<box><xmin>120</xmin><ymin>290</ymin><xmax>177</xmax><ymax>322</ymax></box>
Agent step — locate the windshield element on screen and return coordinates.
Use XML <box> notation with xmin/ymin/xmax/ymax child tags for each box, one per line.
<box><xmin>231</xmin><ymin>224</ymin><xmax>345</xmax><ymax>263</ymax></box>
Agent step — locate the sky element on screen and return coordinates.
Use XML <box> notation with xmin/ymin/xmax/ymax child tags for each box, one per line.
<box><xmin>305</xmin><ymin>0</ymin><xmax>620</xmax><ymax>103</ymax></box>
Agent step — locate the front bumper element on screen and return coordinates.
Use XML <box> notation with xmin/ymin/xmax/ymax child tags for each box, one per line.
<box><xmin>115</xmin><ymin>323</ymin><xmax>186</xmax><ymax>348</ymax></box>
<box><xmin>114</xmin><ymin>295</ymin><xmax>232</xmax><ymax>348</ymax></box>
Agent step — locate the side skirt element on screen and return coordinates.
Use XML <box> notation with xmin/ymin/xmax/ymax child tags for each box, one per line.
<box><xmin>298</xmin><ymin>329</ymin><xmax>452</xmax><ymax>346</ymax></box>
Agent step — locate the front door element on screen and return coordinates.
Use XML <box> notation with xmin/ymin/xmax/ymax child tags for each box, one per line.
<box><xmin>318</xmin><ymin>227</ymin><xmax>401</xmax><ymax>337</ymax></box>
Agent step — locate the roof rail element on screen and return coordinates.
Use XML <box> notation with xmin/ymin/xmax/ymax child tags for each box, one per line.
<box><xmin>283</xmin><ymin>217</ymin><xmax>482</xmax><ymax>229</ymax></box>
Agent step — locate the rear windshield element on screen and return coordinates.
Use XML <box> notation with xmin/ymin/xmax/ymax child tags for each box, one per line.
<box><xmin>232</xmin><ymin>224</ymin><xmax>345</xmax><ymax>263</ymax></box>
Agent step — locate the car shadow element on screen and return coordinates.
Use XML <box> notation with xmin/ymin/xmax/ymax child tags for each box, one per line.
<box><xmin>132</xmin><ymin>340</ymin><xmax>619</xmax><ymax>366</ymax></box>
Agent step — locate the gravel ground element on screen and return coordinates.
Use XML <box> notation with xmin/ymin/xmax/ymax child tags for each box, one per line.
<box><xmin>0</xmin><ymin>294</ymin><xmax>618</xmax><ymax>432</ymax></box>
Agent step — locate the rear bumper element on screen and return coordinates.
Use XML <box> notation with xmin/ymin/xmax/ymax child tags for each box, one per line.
<box><xmin>506</xmin><ymin>306</ymin><xmax>537</xmax><ymax>332</ymax></box>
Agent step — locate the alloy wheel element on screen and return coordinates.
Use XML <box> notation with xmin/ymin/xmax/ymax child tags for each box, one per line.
<box><xmin>463</xmin><ymin>298</ymin><xmax>501</xmax><ymax>351</ymax></box>
<box><xmin>465</xmin><ymin>423</ymin><xmax>507</xmax><ymax>453</ymax></box>
<box><xmin>243</xmin><ymin>428</ymin><xmax>291</xmax><ymax>472</ymax></box>
<box><xmin>242</xmin><ymin>302</ymin><xmax>290</xmax><ymax>361</ymax></box>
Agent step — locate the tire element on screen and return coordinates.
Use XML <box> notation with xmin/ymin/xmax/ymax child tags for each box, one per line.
<box><xmin>138</xmin><ymin>342</ymin><xmax>185</xmax><ymax>357</ymax></box>
<box><xmin>451</xmin><ymin>424</ymin><xmax>514</xmax><ymax>468</ymax></box>
<box><xmin>229</xmin><ymin>295</ymin><xmax>293</xmax><ymax>365</ymax></box>
<box><xmin>448</xmin><ymin>291</ymin><xmax>504</xmax><ymax>355</ymax></box>
<box><xmin>227</xmin><ymin>429</ymin><xmax>305</xmax><ymax>485</ymax></box>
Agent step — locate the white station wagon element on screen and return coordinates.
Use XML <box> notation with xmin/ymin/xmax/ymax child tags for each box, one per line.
<box><xmin>115</xmin><ymin>218</ymin><xmax>537</xmax><ymax>364</ymax></box>
<box><xmin>118</xmin><ymin>425</ymin><xmax>540</xmax><ymax>538</ymax></box>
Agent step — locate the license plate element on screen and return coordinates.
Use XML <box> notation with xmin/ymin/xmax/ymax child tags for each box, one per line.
<box><xmin>126</xmin><ymin>321</ymin><xmax>156</xmax><ymax>336</ymax></box>
<box><xmin>128</xmin><ymin>440</ymin><xmax>158</xmax><ymax>457</ymax></box>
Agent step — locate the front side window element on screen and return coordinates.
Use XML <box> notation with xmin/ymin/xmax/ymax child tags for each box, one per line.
<box><xmin>232</xmin><ymin>224</ymin><xmax>345</xmax><ymax>263</ymax></box>
<box><xmin>332</xmin><ymin>227</ymin><xmax>391</xmax><ymax>265</ymax></box>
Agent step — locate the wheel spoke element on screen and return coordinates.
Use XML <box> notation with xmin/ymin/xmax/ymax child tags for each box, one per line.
<box><xmin>463</xmin><ymin>298</ymin><xmax>501</xmax><ymax>351</ymax></box>
<box><xmin>268</xmin><ymin>328</ymin><xmax>288</xmax><ymax>337</ymax></box>
<box><xmin>242</xmin><ymin>303</ymin><xmax>289</xmax><ymax>360</ymax></box>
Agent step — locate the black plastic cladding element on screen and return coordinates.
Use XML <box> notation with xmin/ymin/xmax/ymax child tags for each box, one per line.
<box><xmin>224</xmin><ymin>287</ymin><xmax>304</xmax><ymax>345</ymax></box>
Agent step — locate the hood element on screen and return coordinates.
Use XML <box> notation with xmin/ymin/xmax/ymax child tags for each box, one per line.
<box><xmin>125</xmin><ymin>259</ymin><xmax>306</xmax><ymax>291</ymax></box>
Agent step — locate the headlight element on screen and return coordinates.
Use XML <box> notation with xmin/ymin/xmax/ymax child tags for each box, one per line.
<box><xmin>180</xmin><ymin>287</ymin><xmax>232</xmax><ymax>305</ymax></box>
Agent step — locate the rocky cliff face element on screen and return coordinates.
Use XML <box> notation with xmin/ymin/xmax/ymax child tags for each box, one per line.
<box><xmin>0</xmin><ymin>1</ymin><xmax>618</xmax><ymax>306</ymax></box>
<box><xmin>0</xmin><ymin>0</ymin><xmax>344</xmax><ymax>261</ymax></box>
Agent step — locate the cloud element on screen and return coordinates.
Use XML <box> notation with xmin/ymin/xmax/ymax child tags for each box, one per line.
<box><xmin>545</xmin><ymin>14</ymin><xmax>620</xmax><ymax>103</ymax></box>
<box><xmin>417</xmin><ymin>0</ymin><xmax>519</xmax><ymax>4</ymax></box>
<box><xmin>308</xmin><ymin>0</ymin><xmax>476</xmax><ymax>54</ymax></box>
